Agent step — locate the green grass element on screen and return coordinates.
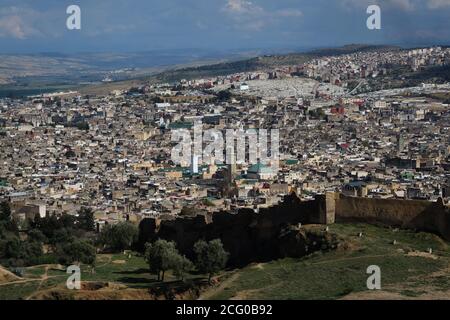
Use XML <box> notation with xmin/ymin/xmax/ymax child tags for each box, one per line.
<box><xmin>1</xmin><ymin>223</ymin><xmax>449</xmax><ymax>300</ymax></box>
<box><xmin>23</xmin><ymin>266</ymin><xmax>48</xmax><ymax>278</ymax></box>
<box><xmin>43</xmin><ymin>253</ymin><xmax>156</xmax><ymax>288</ymax></box>
<box><xmin>47</xmin><ymin>252</ymin><xmax>205</xmax><ymax>289</ymax></box>
<box><xmin>211</xmin><ymin>255</ymin><xmax>445</xmax><ymax>300</ymax></box>
<box><xmin>0</xmin><ymin>282</ymin><xmax>42</xmax><ymax>300</ymax></box>
<box><xmin>0</xmin><ymin>277</ymin><xmax>63</xmax><ymax>300</ymax></box>
<box><xmin>1</xmin><ymin>251</ymin><xmax>209</xmax><ymax>299</ymax></box>
<box><xmin>208</xmin><ymin>223</ymin><xmax>450</xmax><ymax>300</ymax></box>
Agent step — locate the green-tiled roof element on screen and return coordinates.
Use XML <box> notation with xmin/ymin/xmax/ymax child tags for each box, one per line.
<box><xmin>285</xmin><ymin>159</ymin><xmax>299</xmax><ymax>165</ymax></box>
<box><xmin>248</xmin><ymin>162</ymin><xmax>272</xmax><ymax>173</ymax></box>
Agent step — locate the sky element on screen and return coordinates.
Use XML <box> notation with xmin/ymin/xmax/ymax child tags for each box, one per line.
<box><xmin>1</xmin><ymin>0</ymin><xmax>450</xmax><ymax>54</ymax></box>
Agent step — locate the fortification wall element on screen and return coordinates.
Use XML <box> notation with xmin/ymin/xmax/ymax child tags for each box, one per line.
<box><xmin>138</xmin><ymin>193</ymin><xmax>326</xmax><ymax>266</ymax></box>
<box><xmin>334</xmin><ymin>194</ymin><xmax>450</xmax><ymax>241</ymax></box>
<box><xmin>137</xmin><ymin>192</ymin><xmax>450</xmax><ymax>266</ymax></box>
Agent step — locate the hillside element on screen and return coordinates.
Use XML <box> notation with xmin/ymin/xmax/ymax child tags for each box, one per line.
<box><xmin>0</xmin><ymin>223</ymin><xmax>448</xmax><ymax>300</ymax></box>
<box><xmin>0</xmin><ymin>265</ymin><xmax>21</xmax><ymax>284</ymax></box>
<box><xmin>150</xmin><ymin>44</ymin><xmax>400</xmax><ymax>83</ymax></box>
<box><xmin>0</xmin><ymin>44</ymin><xmax>402</xmax><ymax>97</ymax></box>
<box><xmin>203</xmin><ymin>224</ymin><xmax>450</xmax><ymax>300</ymax></box>
<box><xmin>0</xmin><ymin>49</ymin><xmax>255</xmax><ymax>97</ymax></box>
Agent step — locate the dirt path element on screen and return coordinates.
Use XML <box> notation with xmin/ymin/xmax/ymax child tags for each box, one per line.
<box><xmin>96</xmin><ymin>255</ymin><xmax>113</xmax><ymax>268</ymax></box>
<box><xmin>0</xmin><ymin>278</ymin><xmax>43</xmax><ymax>287</ymax></box>
<box><xmin>34</xmin><ymin>266</ymin><xmax>49</xmax><ymax>292</ymax></box>
<box><xmin>0</xmin><ymin>275</ymin><xmax>64</xmax><ymax>287</ymax></box>
<box><xmin>0</xmin><ymin>265</ymin><xmax>65</xmax><ymax>289</ymax></box>
<box><xmin>198</xmin><ymin>272</ymin><xmax>240</xmax><ymax>300</ymax></box>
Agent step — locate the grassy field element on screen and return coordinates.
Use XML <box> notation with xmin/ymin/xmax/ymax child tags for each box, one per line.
<box><xmin>0</xmin><ymin>251</ymin><xmax>208</xmax><ymax>300</ymax></box>
<box><xmin>204</xmin><ymin>224</ymin><xmax>450</xmax><ymax>300</ymax></box>
<box><xmin>0</xmin><ymin>223</ymin><xmax>449</xmax><ymax>300</ymax></box>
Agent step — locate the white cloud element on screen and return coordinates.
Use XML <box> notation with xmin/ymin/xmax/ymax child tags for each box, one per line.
<box><xmin>0</xmin><ymin>6</ymin><xmax>51</xmax><ymax>39</ymax></box>
<box><xmin>222</xmin><ymin>0</ymin><xmax>265</xmax><ymax>30</ymax></box>
<box><xmin>222</xmin><ymin>1</ymin><xmax>303</xmax><ymax>31</ymax></box>
<box><xmin>341</xmin><ymin>0</ymin><xmax>450</xmax><ymax>11</ymax></box>
<box><xmin>0</xmin><ymin>15</ymin><xmax>27</xmax><ymax>39</ymax></box>
<box><xmin>389</xmin><ymin>0</ymin><xmax>415</xmax><ymax>11</ymax></box>
<box><xmin>341</xmin><ymin>0</ymin><xmax>415</xmax><ymax>11</ymax></box>
<box><xmin>224</xmin><ymin>0</ymin><xmax>264</xmax><ymax>14</ymax></box>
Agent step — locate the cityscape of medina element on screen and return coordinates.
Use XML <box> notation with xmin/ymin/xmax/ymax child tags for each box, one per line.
<box><xmin>0</xmin><ymin>0</ymin><xmax>450</xmax><ymax>306</ymax></box>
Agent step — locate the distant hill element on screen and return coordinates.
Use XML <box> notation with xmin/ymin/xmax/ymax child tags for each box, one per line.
<box><xmin>308</xmin><ymin>44</ymin><xmax>400</xmax><ymax>56</ymax></box>
<box><xmin>149</xmin><ymin>44</ymin><xmax>400</xmax><ymax>83</ymax></box>
<box><xmin>0</xmin><ymin>44</ymin><xmax>402</xmax><ymax>97</ymax></box>
<box><xmin>78</xmin><ymin>44</ymin><xmax>403</xmax><ymax>95</ymax></box>
<box><xmin>0</xmin><ymin>49</ymin><xmax>257</xmax><ymax>87</ymax></box>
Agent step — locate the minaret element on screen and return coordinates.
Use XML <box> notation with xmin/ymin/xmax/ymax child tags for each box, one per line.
<box><xmin>191</xmin><ymin>154</ymin><xmax>199</xmax><ymax>174</ymax></box>
<box><xmin>227</xmin><ymin>146</ymin><xmax>236</xmax><ymax>183</ymax></box>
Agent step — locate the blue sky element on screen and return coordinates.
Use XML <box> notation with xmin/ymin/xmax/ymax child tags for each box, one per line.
<box><xmin>1</xmin><ymin>0</ymin><xmax>450</xmax><ymax>53</ymax></box>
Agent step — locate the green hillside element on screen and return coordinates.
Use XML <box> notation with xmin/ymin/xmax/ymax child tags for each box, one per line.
<box><xmin>1</xmin><ymin>223</ymin><xmax>448</xmax><ymax>300</ymax></box>
<box><xmin>202</xmin><ymin>224</ymin><xmax>450</xmax><ymax>300</ymax></box>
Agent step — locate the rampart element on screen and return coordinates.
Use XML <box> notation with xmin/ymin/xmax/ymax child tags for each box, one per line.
<box><xmin>137</xmin><ymin>192</ymin><xmax>450</xmax><ymax>265</ymax></box>
<box><xmin>334</xmin><ymin>193</ymin><xmax>450</xmax><ymax>240</ymax></box>
<box><xmin>138</xmin><ymin>193</ymin><xmax>327</xmax><ymax>266</ymax></box>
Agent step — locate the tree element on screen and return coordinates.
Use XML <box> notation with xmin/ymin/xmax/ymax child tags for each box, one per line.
<box><xmin>2</xmin><ymin>237</ymin><xmax>23</xmax><ymax>260</ymax></box>
<box><xmin>172</xmin><ymin>255</ymin><xmax>193</xmax><ymax>282</ymax></box>
<box><xmin>59</xmin><ymin>214</ymin><xmax>77</xmax><ymax>229</ymax></box>
<box><xmin>65</xmin><ymin>149</ymin><xmax>76</xmax><ymax>158</ymax></box>
<box><xmin>98</xmin><ymin>222</ymin><xmax>138</xmax><ymax>252</ymax></box>
<box><xmin>27</xmin><ymin>229</ymin><xmax>47</xmax><ymax>243</ymax></box>
<box><xmin>202</xmin><ymin>199</ymin><xmax>215</xmax><ymax>207</ymax></box>
<box><xmin>0</xmin><ymin>201</ymin><xmax>11</xmax><ymax>220</ymax></box>
<box><xmin>0</xmin><ymin>202</ymin><xmax>18</xmax><ymax>235</ymax></box>
<box><xmin>30</xmin><ymin>215</ymin><xmax>62</xmax><ymax>239</ymax></box>
<box><xmin>21</xmin><ymin>241</ymin><xmax>44</xmax><ymax>265</ymax></box>
<box><xmin>144</xmin><ymin>239</ymin><xmax>180</xmax><ymax>281</ymax></box>
<box><xmin>0</xmin><ymin>235</ymin><xmax>43</xmax><ymax>267</ymax></box>
<box><xmin>194</xmin><ymin>239</ymin><xmax>229</xmax><ymax>283</ymax></box>
<box><xmin>57</xmin><ymin>240</ymin><xmax>96</xmax><ymax>266</ymax></box>
<box><xmin>76</xmin><ymin>207</ymin><xmax>95</xmax><ymax>232</ymax></box>
<box><xmin>217</xmin><ymin>90</ymin><xmax>232</xmax><ymax>102</ymax></box>
<box><xmin>49</xmin><ymin>228</ymin><xmax>75</xmax><ymax>247</ymax></box>
<box><xmin>0</xmin><ymin>218</ymin><xmax>18</xmax><ymax>236</ymax></box>
<box><xmin>75</xmin><ymin>121</ymin><xmax>89</xmax><ymax>131</ymax></box>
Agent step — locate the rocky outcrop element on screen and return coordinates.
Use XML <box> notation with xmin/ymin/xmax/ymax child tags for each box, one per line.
<box><xmin>277</xmin><ymin>225</ymin><xmax>339</xmax><ymax>258</ymax></box>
